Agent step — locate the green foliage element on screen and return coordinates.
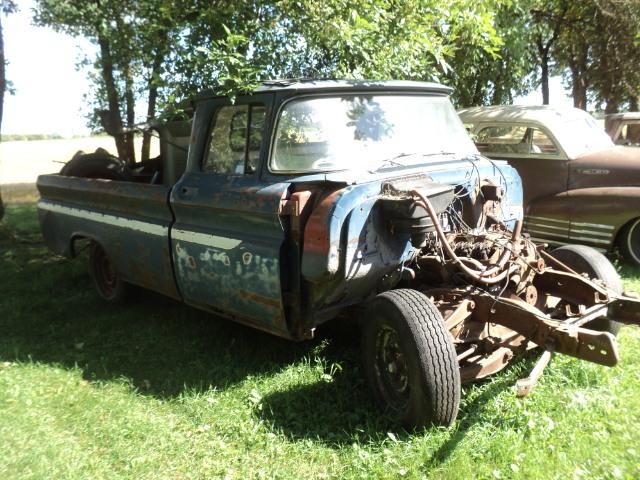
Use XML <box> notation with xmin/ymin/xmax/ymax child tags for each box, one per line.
<box><xmin>2</xmin><ymin>204</ymin><xmax>640</xmax><ymax>478</ymax></box>
<box><xmin>32</xmin><ymin>0</ymin><xmax>640</xmax><ymax>127</ymax></box>
<box><xmin>536</xmin><ymin>0</ymin><xmax>640</xmax><ymax>112</ymax></box>
<box><xmin>0</xmin><ymin>0</ymin><xmax>16</xmax><ymax>15</ymax></box>
<box><xmin>33</xmin><ymin>0</ymin><xmax>526</xmax><ymax>126</ymax></box>
<box><xmin>447</xmin><ymin>0</ymin><xmax>537</xmax><ymax>106</ymax></box>
<box><xmin>574</xmin><ymin>0</ymin><xmax>640</xmax><ymax>112</ymax></box>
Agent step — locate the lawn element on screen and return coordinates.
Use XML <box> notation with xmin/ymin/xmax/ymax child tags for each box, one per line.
<box><xmin>1</xmin><ymin>204</ymin><xmax>639</xmax><ymax>479</ymax></box>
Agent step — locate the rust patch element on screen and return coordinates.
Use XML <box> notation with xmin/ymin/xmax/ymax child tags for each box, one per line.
<box><xmin>238</xmin><ymin>288</ymin><xmax>281</xmax><ymax>309</ymax></box>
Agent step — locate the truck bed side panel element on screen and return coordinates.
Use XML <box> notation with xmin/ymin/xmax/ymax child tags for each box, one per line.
<box><xmin>37</xmin><ymin>174</ymin><xmax>179</xmax><ymax>299</ymax></box>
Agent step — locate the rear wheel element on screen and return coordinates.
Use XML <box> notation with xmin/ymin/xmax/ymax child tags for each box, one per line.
<box><xmin>361</xmin><ymin>289</ymin><xmax>460</xmax><ymax>428</ymax></box>
<box><xmin>617</xmin><ymin>218</ymin><xmax>640</xmax><ymax>268</ymax></box>
<box><xmin>551</xmin><ymin>245</ymin><xmax>621</xmax><ymax>335</ymax></box>
<box><xmin>89</xmin><ymin>243</ymin><xmax>127</xmax><ymax>303</ymax></box>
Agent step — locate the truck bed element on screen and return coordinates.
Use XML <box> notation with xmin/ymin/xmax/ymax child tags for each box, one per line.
<box><xmin>37</xmin><ymin>174</ymin><xmax>180</xmax><ymax>299</ymax></box>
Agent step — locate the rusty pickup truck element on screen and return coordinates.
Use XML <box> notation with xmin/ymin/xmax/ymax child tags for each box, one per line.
<box><xmin>37</xmin><ymin>80</ymin><xmax>640</xmax><ymax>429</ymax></box>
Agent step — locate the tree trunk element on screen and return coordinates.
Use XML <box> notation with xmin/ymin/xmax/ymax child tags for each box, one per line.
<box><xmin>0</xmin><ymin>13</ymin><xmax>5</xmax><ymax>142</ymax></box>
<box><xmin>569</xmin><ymin>44</ymin><xmax>588</xmax><ymax>110</ymax></box>
<box><xmin>630</xmin><ymin>96</ymin><xmax>639</xmax><ymax>112</ymax></box>
<box><xmin>491</xmin><ymin>68</ymin><xmax>504</xmax><ymax>104</ymax></box>
<box><xmin>605</xmin><ymin>98</ymin><xmax>619</xmax><ymax>114</ymax></box>
<box><xmin>141</xmin><ymin>48</ymin><xmax>163</xmax><ymax>162</ymax></box>
<box><xmin>97</xmin><ymin>33</ymin><xmax>129</xmax><ymax>162</ymax></box>
<box><xmin>1</xmin><ymin>14</ymin><xmax>6</xmax><ymax>220</ymax></box>
<box><xmin>472</xmin><ymin>79</ymin><xmax>485</xmax><ymax>106</ymax></box>
<box><xmin>536</xmin><ymin>37</ymin><xmax>551</xmax><ymax>105</ymax></box>
<box><xmin>541</xmin><ymin>56</ymin><xmax>550</xmax><ymax>105</ymax></box>
<box><xmin>570</xmin><ymin>66</ymin><xmax>588</xmax><ymax>110</ymax></box>
<box><xmin>123</xmin><ymin>62</ymin><xmax>136</xmax><ymax>165</ymax></box>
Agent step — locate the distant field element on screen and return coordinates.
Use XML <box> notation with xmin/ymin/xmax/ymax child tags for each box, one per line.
<box><xmin>0</xmin><ymin>136</ymin><xmax>158</xmax><ymax>203</ymax></box>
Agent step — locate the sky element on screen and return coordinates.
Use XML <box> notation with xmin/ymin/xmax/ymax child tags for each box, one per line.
<box><xmin>2</xmin><ymin>0</ymin><xmax>574</xmax><ymax>137</ymax></box>
<box><xmin>3</xmin><ymin>0</ymin><xmax>96</xmax><ymax>136</ymax></box>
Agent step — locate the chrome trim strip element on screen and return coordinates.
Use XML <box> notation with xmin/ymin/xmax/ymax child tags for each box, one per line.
<box><xmin>570</xmin><ymin>221</ymin><xmax>615</xmax><ymax>230</ymax></box>
<box><xmin>38</xmin><ymin>200</ymin><xmax>168</xmax><ymax>236</ymax></box>
<box><xmin>525</xmin><ymin>222</ymin><xmax>566</xmax><ymax>232</ymax></box>
<box><xmin>38</xmin><ymin>200</ymin><xmax>242</xmax><ymax>250</ymax></box>
<box><xmin>569</xmin><ymin>229</ymin><xmax>612</xmax><ymax>238</ymax></box>
<box><xmin>567</xmin><ymin>235</ymin><xmax>610</xmax><ymax>245</ymax></box>
<box><xmin>526</xmin><ymin>216</ymin><xmax>569</xmax><ymax>224</ymax></box>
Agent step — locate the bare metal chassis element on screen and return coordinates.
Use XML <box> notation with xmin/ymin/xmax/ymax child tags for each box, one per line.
<box><xmin>422</xmin><ymin>268</ymin><xmax>640</xmax><ymax>393</ymax></box>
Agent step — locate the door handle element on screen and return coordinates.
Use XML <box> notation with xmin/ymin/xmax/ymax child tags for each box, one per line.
<box><xmin>180</xmin><ymin>186</ymin><xmax>199</xmax><ymax>197</ymax></box>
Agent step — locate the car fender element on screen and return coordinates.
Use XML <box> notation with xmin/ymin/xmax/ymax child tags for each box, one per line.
<box><xmin>566</xmin><ymin>187</ymin><xmax>640</xmax><ymax>249</ymax></box>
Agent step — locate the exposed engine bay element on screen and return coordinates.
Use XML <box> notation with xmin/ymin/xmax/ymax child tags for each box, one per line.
<box><xmin>379</xmin><ymin>177</ymin><xmax>640</xmax><ymax>393</ymax></box>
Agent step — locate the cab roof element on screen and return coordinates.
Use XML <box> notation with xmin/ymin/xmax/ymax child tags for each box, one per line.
<box><xmin>196</xmin><ymin>79</ymin><xmax>452</xmax><ymax>99</ymax></box>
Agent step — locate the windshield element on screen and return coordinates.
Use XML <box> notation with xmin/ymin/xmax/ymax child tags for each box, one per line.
<box><xmin>555</xmin><ymin>114</ymin><xmax>613</xmax><ymax>157</ymax></box>
<box><xmin>270</xmin><ymin>94</ymin><xmax>477</xmax><ymax>173</ymax></box>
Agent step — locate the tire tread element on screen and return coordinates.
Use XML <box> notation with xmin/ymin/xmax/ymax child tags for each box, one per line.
<box><xmin>363</xmin><ymin>289</ymin><xmax>460</xmax><ymax>427</ymax></box>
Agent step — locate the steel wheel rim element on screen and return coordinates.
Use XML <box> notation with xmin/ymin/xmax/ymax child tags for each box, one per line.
<box><xmin>374</xmin><ymin>325</ymin><xmax>410</xmax><ymax>410</ymax></box>
<box><xmin>95</xmin><ymin>247</ymin><xmax>117</xmax><ymax>297</ymax></box>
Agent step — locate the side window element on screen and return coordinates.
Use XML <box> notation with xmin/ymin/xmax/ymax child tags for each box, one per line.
<box><xmin>618</xmin><ymin>124</ymin><xmax>627</xmax><ymax>141</ymax></box>
<box><xmin>475</xmin><ymin>126</ymin><xmax>529</xmax><ymax>154</ymax></box>
<box><xmin>531</xmin><ymin>128</ymin><xmax>559</xmax><ymax>154</ymax></box>
<box><xmin>203</xmin><ymin>104</ymin><xmax>266</xmax><ymax>174</ymax></box>
<box><xmin>248</xmin><ymin>106</ymin><xmax>266</xmax><ymax>172</ymax></box>
<box><xmin>620</xmin><ymin>123</ymin><xmax>640</xmax><ymax>144</ymax></box>
<box><xmin>475</xmin><ymin>126</ymin><xmax>559</xmax><ymax>155</ymax></box>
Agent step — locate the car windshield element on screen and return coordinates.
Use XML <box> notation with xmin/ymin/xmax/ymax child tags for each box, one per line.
<box><xmin>555</xmin><ymin>114</ymin><xmax>614</xmax><ymax>157</ymax></box>
<box><xmin>270</xmin><ymin>94</ymin><xmax>477</xmax><ymax>173</ymax></box>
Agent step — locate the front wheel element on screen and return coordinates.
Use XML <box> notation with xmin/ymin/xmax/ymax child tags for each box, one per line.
<box><xmin>361</xmin><ymin>289</ymin><xmax>460</xmax><ymax>429</ymax></box>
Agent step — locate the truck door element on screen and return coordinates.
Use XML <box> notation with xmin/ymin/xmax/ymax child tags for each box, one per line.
<box><xmin>169</xmin><ymin>94</ymin><xmax>292</xmax><ymax>337</ymax></box>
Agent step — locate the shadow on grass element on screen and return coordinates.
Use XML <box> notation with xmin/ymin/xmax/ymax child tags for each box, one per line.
<box><xmin>0</xmin><ymin>204</ymin><xmax>586</xmax><ymax>451</ymax></box>
<box><xmin>0</xmin><ymin>207</ymin><xmax>327</xmax><ymax>398</ymax></box>
<box><xmin>256</xmin><ymin>354</ymin><xmax>531</xmax><ymax>447</ymax></box>
<box><xmin>0</xmin><ymin>207</ymin><xmax>531</xmax><ymax>451</ymax></box>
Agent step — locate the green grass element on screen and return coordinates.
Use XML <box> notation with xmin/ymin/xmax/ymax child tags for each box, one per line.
<box><xmin>1</xmin><ymin>204</ymin><xmax>640</xmax><ymax>479</ymax></box>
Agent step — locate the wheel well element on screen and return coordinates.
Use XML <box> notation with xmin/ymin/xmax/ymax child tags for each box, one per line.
<box><xmin>615</xmin><ymin>216</ymin><xmax>640</xmax><ymax>265</ymax></box>
<box><xmin>614</xmin><ymin>216</ymin><xmax>640</xmax><ymax>248</ymax></box>
<box><xmin>69</xmin><ymin>235</ymin><xmax>96</xmax><ymax>257</ymax></box>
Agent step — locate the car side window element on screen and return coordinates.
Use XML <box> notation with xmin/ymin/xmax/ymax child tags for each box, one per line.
<box><xmin>475</xmin><ymin>126</ymin><xmax>529</xmax><ymax>154</ymax></box>
<box><xmin>203</xmin><ymin>104</ymin><xmax>266</xmax><ymax>174</ymax></box>
<box><xmin>475</xmin><ymin>126</ymin><xmax>559</xmax><ymax>155</ymax></box>
<box><xmin>619</xmin><ymin>123</ymin><xmax>640</xmax><ymax>144</ymax></box>
<box><xmin>531</xmin><ymin>128</ymin><xmax>559</xmax><ymax>154</ymax></box>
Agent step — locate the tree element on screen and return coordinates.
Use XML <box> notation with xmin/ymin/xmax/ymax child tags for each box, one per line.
<box><xmin>34</xmin><ymin>0</ymin><xmax>182</xmax><ymax>164</ymax></box>
<box><xmin>551</xmin><ymin>0</ymin><xmax>640</xmax><ymax>112</ymax></box>
<box><xmin>587</xmin><ymin>0</ymin><xmax>640</xmax><ymax>113</ymax></box>
<box><xmin>1</xmin><ymin>0</ymin><xmax>17</xmax><ymax>221</ymax></box>
<box><xmin>447</xmin><ymin>0</ymin><xmax>537</xmax><ymax>107</ymax></box>
<box><xmin>34</xmin><ymin>0</ymin><xmax>525</xmax><ymax>156</ymax></box>
<box><xmin>176</xmin><ymin>0</ymin><xmax>510</xmax><ymax>105</ymax></box>
<box><xmin>530</xmin><ymin>0</ymin><xmax>568</xmax><ymax>105</ymax></box>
